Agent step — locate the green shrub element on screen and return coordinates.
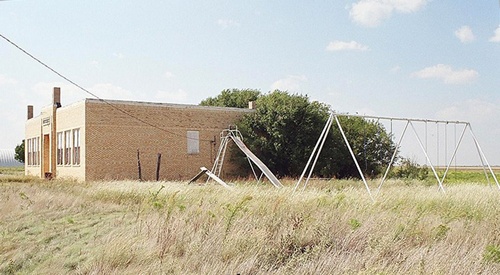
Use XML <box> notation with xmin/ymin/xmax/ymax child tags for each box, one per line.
<box><xmin>484</xmin><ymin>244</ymin><xmax>500</xmax><ymax>263</ymax></box>
<box><xmin>393</xmin><ymin>158</ymin><xmax>429</xmax><ymax>180</ymax></box>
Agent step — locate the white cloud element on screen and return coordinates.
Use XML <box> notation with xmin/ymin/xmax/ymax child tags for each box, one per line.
<box><xmin>155</xmin><ymin>89</ymin><xmax>188</xmax><ymax>103</ymax></box>
<box><xmin>164</xmin><ymin>71</ymin><xmax>175</xmax><ymax>79</ymax></box>
<box><xmin>349</xmin><ymin>0</ymin><xmax>428</xmax><ymax>27</ymax></box>
<box><xmin>390</xmin><ymin>65</ymin><xmax>401</xmax><ymax>73</ymax></box>
<box><xmin>32</xmin><ymin>82</ymin><xmax>83</xmax><ymax>106</ymax></box>
<box><xmin>454</xmin><ymin>26</ymin><xmax>475</xmax><ymax>43</ymax></box>
<box><xmin>326</xmin><ymin>40</ymin><xmax>369</xmax><ymax>51</ymax></box>
<box><xmin>271</xmin><ymin>75</ymin><xmax>308</xmax><ymax>92</ymax></box>
<box><xmin>412</xmin><ymin>64</ymin><xmax>478</xmax><ymax>85</ymax></box>
<box><xmin>112</xmin><ymin>52</ymin><xmax>124</xmax><ymax>59</ymax></box>
<box><xmin>490</xmin><ymin>26</ymin><xmax>500</xmax><ymax>42</ymax></box>
<box><xmin>217</xmin><ymin>19</ymin><xmax>240</xmax><ymax>29</ymax></box>
<box><xmin>0</xmin><ymin>74</ymin><xmax>18</xmax><ymax>86</ymax></box>
<box><xmin>88</xmin><ymin>83</ymin><xmax>136</xmax><ymax>101</ymax></box>
<box><xmin>31</xmin><ymin>82</ymin><xmax>137</xmax><ymax>106</ymax></box>
<box><xmin>436</xmin><ymin>99</ymin><xmax>499</xmax><ymax>123</ymax></box>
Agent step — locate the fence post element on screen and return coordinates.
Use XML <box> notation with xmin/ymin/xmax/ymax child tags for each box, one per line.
<box><xmin>137</xmin><ymin>149</ymin><xmax>142</xmax><ymax>181</ymax></box>
<box><xmin>156</xmin><ymin>153</ymin><xmax>162</xmax><ymax>181</ymax></box>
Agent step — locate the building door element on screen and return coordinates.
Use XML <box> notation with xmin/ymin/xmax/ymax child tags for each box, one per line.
<box><xmin>43</xmin><ymin>134</ymin><xmax>50</xmax><ymax>175</ymax></box>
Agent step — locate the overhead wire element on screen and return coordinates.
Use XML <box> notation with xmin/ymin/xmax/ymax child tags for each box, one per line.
<box><xmin>0</xmin><ymin>32</ymin><xmax>215</xmax><ymax>142</ymax></box>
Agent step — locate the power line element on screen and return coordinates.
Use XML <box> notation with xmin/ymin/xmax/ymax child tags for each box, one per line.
<box><xmin>0</xmin><ymin>32</ymin><xmax>215</xmax><ymax>142</ymax></box>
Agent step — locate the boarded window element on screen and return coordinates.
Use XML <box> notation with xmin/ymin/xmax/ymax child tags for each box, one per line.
<box><xmin>187</xmin><ymin>131</ymin><xmax>199</xmax><ymax>154</ymax></box>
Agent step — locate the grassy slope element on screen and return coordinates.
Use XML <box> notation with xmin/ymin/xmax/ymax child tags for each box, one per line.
<box><xmin>1</xmin><ymin>176</ymin><xmax>500</xmax><ymax>274</ymax></box>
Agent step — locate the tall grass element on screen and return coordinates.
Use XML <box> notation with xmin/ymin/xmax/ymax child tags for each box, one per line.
<box><xmin>1</xmin><ymin>177</ymin><xmax>499</xmax><ymax>274</ymax></box>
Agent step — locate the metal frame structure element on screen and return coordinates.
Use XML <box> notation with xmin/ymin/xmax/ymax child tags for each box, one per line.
<box><xmin>210</xmin><ymin>127</ymin><xmax>283</xmax><ymax>188</ymax></box>
<box><xmin>189</xmin><ymin>167</ymin><xmax>232</xmax><ymax>189</ymax></box>
<box><xmin>295</xmin><ymin>112</ymin><xmax>500</xmax><ymax>200</ymax></box>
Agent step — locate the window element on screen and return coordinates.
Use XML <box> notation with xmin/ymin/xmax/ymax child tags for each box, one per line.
<box><xmin>187</xmin><ymin>131</ymin><xmax>199</xmax><ymax>154</ymax></box>
<box><xmin>26</xmin><ymin>138</ymin><xmax>39</xmax><ymax>166</ymax></box>
<box><xmin>27</xmin><ymin>138</ymin><xmax>32</xmax><ymax>166</ymax></box>
<box><xmin>64</xmin><ymin>130</ymin><xmax>71</xmax><ymax>165</ymax></box>
<box><xmin>57</xmin><ymin>132</ymin><xmax>63</xmax><ymax>165</ymax></box>
<box><xmin>32</xmin><ymin>138</ymin><xmax>36</xmax><ymax>166</ymax></box>
<box><xmin>34</xmin><ymin>137</ymin><xmax>40</xmax><ymax>165</ymax></box>
<box><xmin>72</xmin><ymin>128</ymin><xmax>80</xmax><ymax>165</ymax></box>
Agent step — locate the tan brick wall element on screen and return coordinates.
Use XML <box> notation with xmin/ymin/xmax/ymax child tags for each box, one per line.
<box><xmin>25</xmin><ymin>114</ymin><xmax>41</xmax><ymax>177</ymax></box>
<box><xmin>26</xmin><ymin>97</ymin><xmax>253</xmax><ymax>181</ymax></box>
<box><xmin>85</xmin><ymin>99</ymin><xmax>252</xmax><ymax>181</ymax></box>
<box><xmin>54</xmin><ymin>101</ymin><xmax>86</xmax><ymax>180</ymax></box>
<box><xmin>25</xmin><ymin>102</ymin><xmax>86</xmax><ymax>180</ymax></box>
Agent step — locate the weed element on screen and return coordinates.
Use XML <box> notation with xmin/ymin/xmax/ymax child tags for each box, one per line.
<box><xmin>19</xmin><ymin>191</ymin><xmax>33</xmax><ymax>205</ymax></box>
<box><xmin>349</xmin><ymin>218</ymin><xmax>362</xmax><ymax>230</ymax></box>
<box><xmin>165</xmin><ymin>191</ymin><xmax>180</xmax><ymax>221</ymax></box>
<box><xmin>3</xmin><ymin>259</ymin><xmax>23</xmax><ymax>275</ymax></box>
<box><xmin>224</xmin><ymin>195</ymin><xmax>252</xmax><ymax>237</ymax></box>
<box><xmin>149</xmin><ymin>185</ymin><xmax>165</xmax><ymax>209</ymax></box>
<box><xmin>433</xmin><ymin>224</ymin><xmax>450</xmax><ymax>240</ymax></box>
<box><xmin>484</xmin><ymin>245</ymin><xmax>500</xmax><ymax>263</ymax></box>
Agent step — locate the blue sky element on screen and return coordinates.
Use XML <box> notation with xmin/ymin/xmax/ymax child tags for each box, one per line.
<box><xmin>1</xmin><ymin>0</ymin><xmax>499</xmax><ymax>165</ymax></box>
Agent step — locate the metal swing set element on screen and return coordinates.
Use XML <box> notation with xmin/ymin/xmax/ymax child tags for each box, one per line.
<box><xmin>294</xmin><ymin>112</ymin><xmax>500</xmax><ymax>201</ymax></box>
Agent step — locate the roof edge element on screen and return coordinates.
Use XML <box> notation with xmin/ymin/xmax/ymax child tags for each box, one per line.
<box><xmin>84</xmin><ymin>98</ymin><xmax>255</xmax><ymax>112</ymax></box>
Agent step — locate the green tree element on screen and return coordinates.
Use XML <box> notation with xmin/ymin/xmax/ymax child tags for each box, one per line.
<box><xmin>200</xmin><ymin>88</ymin><xmax>261</xmax><ymax>108</ymax></box>
<box><xmin>15</xmin><ymin>140</ymin><xmax>25</xmax><ymax>163</ymax></box>
<box><xmin>237</xmin><ymin>91</ymin><xmax>330</xmax><ymax>177</ymax></box>
<box><xmin>327</xmin><ymin>116</ymin><xmax>396</xmax><ymax>178</ymax></box>
<box><xmin>202</xmin><ymin>89</ymin><xmax>397</xmax><ymax>179</ymax></box>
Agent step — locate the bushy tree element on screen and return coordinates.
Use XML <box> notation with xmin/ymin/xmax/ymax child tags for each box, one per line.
<box><xmin>392</xmin><ymin>157</ymin><xmax>429</xmax><ymax>181</ymax></box>
<box><xmin>201</xmin><ymin>90</ymin><xmax>397</xmax><ymax>179</ymax></box>
<box><xmin>200</xmin><ymin>89</ymin><xmax>261</xmax><ymax>108</ymax></box>
<box><xmin>236</xmin><ymin>91</ymin><xmax>330</xmax><ymax>177</ymax></box>
<box><xmin>326</xmin><ymin>116</ymin><xmax>396</xmax><ymax>178</ymax></box>
<box><xmin>15</xmin><ymin>140</ymin><xmax>25</xmax><ymax>163</ymax></box>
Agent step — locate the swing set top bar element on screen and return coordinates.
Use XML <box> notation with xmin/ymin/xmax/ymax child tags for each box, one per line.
<box><xmin>332</xmin><ymin>112</ymin><xmax>469</xmax><ymax>125</ymax></box>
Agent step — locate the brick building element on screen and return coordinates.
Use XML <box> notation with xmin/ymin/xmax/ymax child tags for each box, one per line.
<box><xmin>25</xmin><ymin>88</ymin><xmax>253</xmax><ymax>181</ymax></box>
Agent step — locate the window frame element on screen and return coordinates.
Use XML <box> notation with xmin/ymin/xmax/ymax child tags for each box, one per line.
<box><xmin>72</xmin><ymin>128</ymin><xmax>80</xmax><ymax>165</ymax></box>
<box><xmin>57</xmin><ymin>132</ymin><xmax>63</xmax><ymax>166</ymax></box>
<box><xmin>187</xmin><ymin>130</ymin><xmax>200</xmax><ymax>155</ymax></box>
<box><xmin>64</xmin><ymin>130</ymin><xmax>72</xmax><ymax>165</ymax></box>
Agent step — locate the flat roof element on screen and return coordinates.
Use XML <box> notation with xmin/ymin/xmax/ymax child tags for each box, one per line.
<box><xmin>85</xmin><ymin>98</ymin><xmax>255</xmax><ymax>113</ymax></box>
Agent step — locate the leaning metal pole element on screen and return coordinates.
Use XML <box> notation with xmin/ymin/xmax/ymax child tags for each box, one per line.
<box><xmin>302</xmin><ymin>114</ymin><xmax>334</xmax><ymax>191</ymax></box>
<box><xmin>473</xmin><ymin>133</ymin><xmax>492</xmax><ymax>188</ymax></box>
<box><xmin>294</xmin><ymin>113</ymin><xmax>333</xmax><ymax>192</ymax></box>
<box><xmin>468</xmin><ymin>125</ymin><xmax>500</xmax><ymax>190</ymax></box>
<box><xmin>438</xmin><ymin>123</ymin><xmax>468</xmax><ymax>187</ymax></box>
<box><xmin>376</xmin><ymin>120</ymin><xmax>410</xmax><ymax>196</ymax></box>
<box><xmin>334</xmin><ymin>115</ymin><xmax>374</xmax><ymax>202</ymax></box>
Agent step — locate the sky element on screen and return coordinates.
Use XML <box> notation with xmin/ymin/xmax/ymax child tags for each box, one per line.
<box><xmin>1</xmin><ymin>0</ymin><xmax>499</xmax><ymax>166</ymax></box>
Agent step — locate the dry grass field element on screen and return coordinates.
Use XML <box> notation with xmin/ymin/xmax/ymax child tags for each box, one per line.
<box><xmin>1</xmin><ymin>169</ymin><xmax>500</xmax><ymax>274</ymax></box>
